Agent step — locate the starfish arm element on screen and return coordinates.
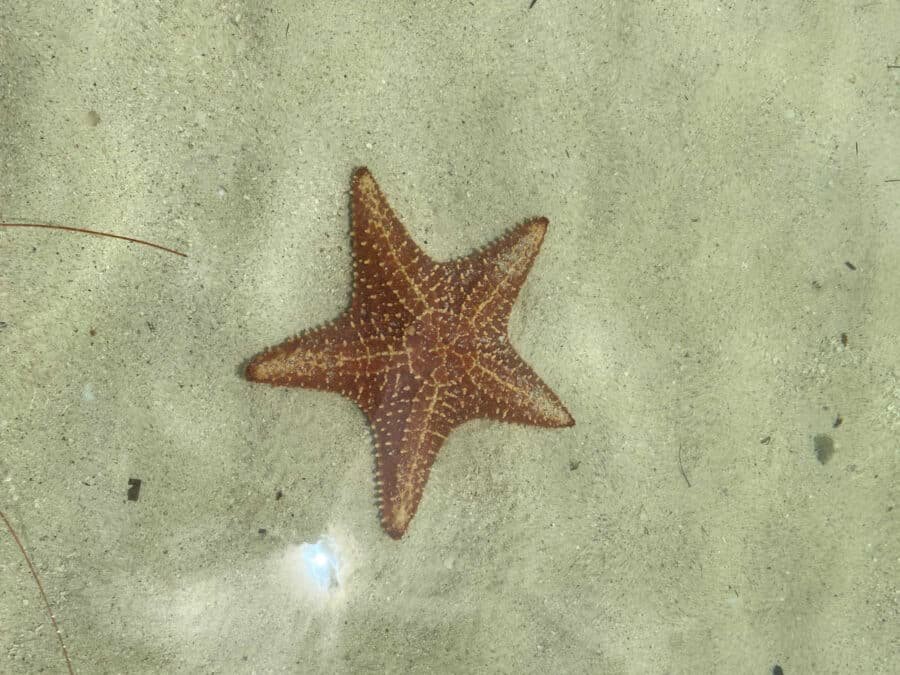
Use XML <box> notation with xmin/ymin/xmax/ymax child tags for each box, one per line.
<box><xmin>245</xmin><ymin>314</ymin><xmax>404</xmax><ymax>411</ymax></box>
<box><xmin>447</xmin><ymin>217</ymin><xmax>549</xmax><ymax>323</ymax></box>
<box><xmin>368</xmin><ymin>372</ymin><xmax>467</xmax><ymax>539</ymax></box>
<box><xmin>350</xmin><ymin>167</ymin><xmax>438</xmax><ymax>323</ymax></box>
<box><xmin>468</xmin><ymin>340</ymin><xmax>574</xmax><ymax>428</ymax></box>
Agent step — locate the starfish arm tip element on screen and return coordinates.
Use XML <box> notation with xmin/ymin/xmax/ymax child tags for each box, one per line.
<box><xmin>244</xmin><ymin>358</ymin><xmax>264</xmax><ymax>382</ymax></box>
<box><xmin>546</xmin><ymin>405</ymin><xmax>575</xmax><ymax>428</ymax></box>
<box><xmin>385</xmin><ymin>526</ymin><xmax>406</xmax><ymax>540</ymax></box>
<box><xmin>379</xmin><ymin>511</ymin><xmax>409</xmax><ymax>539</ymax></box>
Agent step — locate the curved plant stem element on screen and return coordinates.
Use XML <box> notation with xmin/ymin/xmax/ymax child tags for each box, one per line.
<box><xmin>1</xmin><ymin>222</ymin><xmax>187</xmax><ymax>257</ymax></box>
<box><xmin>1</xmin><ymin>510</ymin><xmax>74</xmax><ymax>675</ymax></box>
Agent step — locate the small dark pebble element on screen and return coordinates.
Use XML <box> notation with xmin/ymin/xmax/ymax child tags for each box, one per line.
<box><xmin>258</xmin><ymin>528</ymin><xmax>267</xmax><ymax>536</ymax></box>
<box><xmin>126</xmin><ymin>478</ymin><xmax>142</xmax><ymax>501</ymax></box>
<box><xmin>773</xmin><ymin>665</ymin><xmax>784</xmax><ymax>675</ymax></box>
<box><xmin>275</xmin><ymin>489</ymin><xmax>283</xmax><ymax>500</ymax></box>
<box><xmin>568</xmin><ymin>460</ymin><xmax>580</xmax><ymax>471</ymax></box>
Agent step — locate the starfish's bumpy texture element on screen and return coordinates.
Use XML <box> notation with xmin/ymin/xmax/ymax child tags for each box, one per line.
<box><xmin>247</xmin><ymin>168</ymin><xmax>574</xmax><ymax>539</ymax></box>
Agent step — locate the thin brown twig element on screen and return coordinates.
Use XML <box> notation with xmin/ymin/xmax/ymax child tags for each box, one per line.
<box><xmin>1</xmin><ymin>222</ymin><xmax>187</xmax><ymax>257</ymax></box>
<box><xmin>1</xmin><ymin>510</ymin><xmax>74</xmax><ymax>675</ymax></box>
<box><xmin>678</xmin><ymin>445</ymin><xmax>691</xmax><ymax>487</ymax></box>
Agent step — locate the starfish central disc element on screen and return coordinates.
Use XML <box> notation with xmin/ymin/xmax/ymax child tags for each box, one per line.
<box><xmin>404</xmin><ymin>310</ymin><xmax>477</xmax><ymax>385</ymax></box>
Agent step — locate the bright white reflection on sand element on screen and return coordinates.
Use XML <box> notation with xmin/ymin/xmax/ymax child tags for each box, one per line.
<box><xmin>298</xmin><ymin>537</ymin><xmax>341</xmax><ymax>592</ymax></box>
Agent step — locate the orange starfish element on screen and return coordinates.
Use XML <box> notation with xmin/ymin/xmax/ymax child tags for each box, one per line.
<box><xmin>246</xmin><ymin>168</ymin><xmax>574</xmax><ymax>539</ymax></box>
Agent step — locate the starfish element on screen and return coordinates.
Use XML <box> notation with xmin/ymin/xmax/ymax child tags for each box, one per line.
<box><xmin>246</xmin><ymin>168</ymin><xmax>574</xmax><ymax>539</ymax></box>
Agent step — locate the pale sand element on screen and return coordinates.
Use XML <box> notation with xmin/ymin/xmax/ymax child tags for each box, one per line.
<box><xmin>2</xmin><ymin>2</ymin><xmax>897</xmax><ymax>673</ymax></box>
